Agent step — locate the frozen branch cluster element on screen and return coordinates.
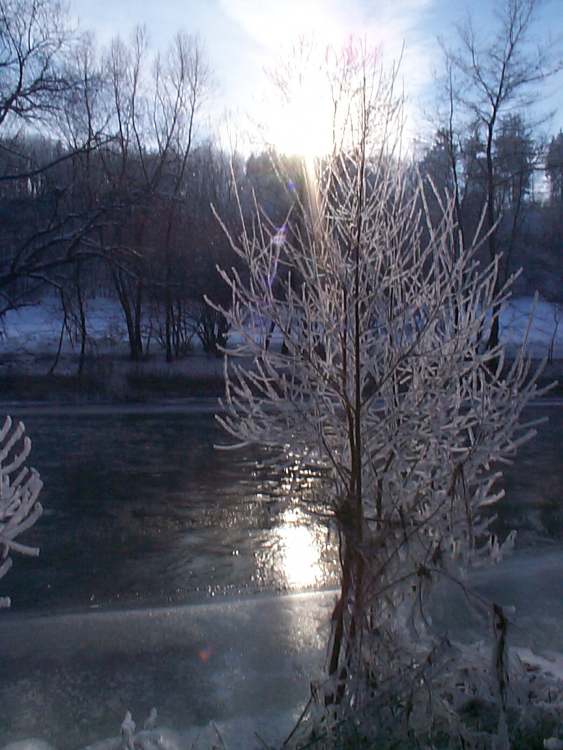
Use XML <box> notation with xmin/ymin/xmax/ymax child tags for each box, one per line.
<box><xmin>210</xmin><ymin>43</ymin><xmax>553</xmax><ymax>747</ymax></box>
<box><xmin>0</xmin><ymin>416</ymin><xmax>43</xmax><ymax>608</ymax></box>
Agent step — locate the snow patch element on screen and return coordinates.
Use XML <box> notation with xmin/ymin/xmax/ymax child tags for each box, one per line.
<box><xmin>1</xmin><ymin>296</ymin><xmax>561</xmax><ymax>360</ymax></box>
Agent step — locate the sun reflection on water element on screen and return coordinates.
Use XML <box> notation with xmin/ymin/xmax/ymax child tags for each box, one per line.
<box><xmin>274</xmin><ymin>509</ymin><xmax>326</xmax><ymax>588</ymax></box>
<box><xmin>252</xmin><ymin>447</ymin><xmax>334</xmax><ymax>590</ymax></box>
<box><xmin>277</xmin><ymin>523</ymin><xmax>322</xmax><ymax>587</ymax></box>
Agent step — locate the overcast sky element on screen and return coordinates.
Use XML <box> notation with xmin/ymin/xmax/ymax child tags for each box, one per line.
<box><xmin>68</xmin><ymin>0</ymin><xmax>563</xmax><ymax>153</ymax></box>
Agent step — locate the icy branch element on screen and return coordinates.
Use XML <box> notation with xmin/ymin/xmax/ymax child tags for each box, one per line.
<box><xmin>0</xmin><ymin>416</ymin><xmax>43</xmax><ymax>608</ymax></box>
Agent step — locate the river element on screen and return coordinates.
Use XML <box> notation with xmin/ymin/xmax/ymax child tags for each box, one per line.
<box><xmin>3</xmin><ymin>401</ymin><xmax>340</xmax><ymax>612</ymax></box>
<box><xmin>0</xmin><ymin>399</ymin><xmax>561</xmax><ymax>748</ymax></box>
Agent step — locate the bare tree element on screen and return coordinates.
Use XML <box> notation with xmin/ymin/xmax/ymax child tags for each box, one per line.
<box><xmin>95</xmin><ymin>28</ymin><xmax>209</xmax><ymax>361</ymax></box>
<box><xmin>96</xmin><ymin>28</ymin><xmax>152</xmax><ymax>360</ymax></box>
<box><xmin>546</xmin><ymin>129</ymin><xmax>563</xmax><ymax>204</ymax></box>
<box><xmin>168</xmin><ymin>141</ymin><xmax>240</xmax><ymax>357</ymax></box>
<box><xmin>154</xmin><ymin>31</ymin><xmax>209</xmax><ymax>361</ymax></box>
<box><xmin>439</xmin><ymin>0</ymin><xmax>562</xmax><ymax>351</ymax></box>
<box><xmin>0</xmin><ymin>1</ymin><xmax>108</xmax><ymax>314</ymax></box>
<box><xmin>0</xmin><ymin>0</ymin><xmax>72</xmax><ymax>129</ymax></box>
<box><xmin>210</xmin><ymin>43</ymin><xmax>550</xmax><ymax>747</ymax></box>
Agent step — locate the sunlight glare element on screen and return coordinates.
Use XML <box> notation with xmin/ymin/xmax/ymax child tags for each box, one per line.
<box><xmin>277</xmin><ymin>514</ymin><xmax>323</xmax><ymax>588</ymax></box>
<box><xmin>266</xmin><ymin>71</ymin><xmax>334</xmax><ymax>159</ymax></box>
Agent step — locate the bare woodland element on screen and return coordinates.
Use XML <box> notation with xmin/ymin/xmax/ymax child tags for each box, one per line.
<box><xmin>1</xmin><ymin>0</ymin><xmax>563</xmax><ymax>748</ymax></box>
<box><xmin>0</xmin><ymin>0</ymin><xmax>561</xmax><ymax>369</ymax></box>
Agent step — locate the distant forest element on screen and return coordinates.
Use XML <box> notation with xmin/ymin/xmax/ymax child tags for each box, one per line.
<box><xmin>1</xmin><ymin>0</ymin><xmax>562</xmax><ymax>362</ymax></box>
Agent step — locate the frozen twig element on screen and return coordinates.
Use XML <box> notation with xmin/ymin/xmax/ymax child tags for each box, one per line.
<box><xmin>0</xmin><ymin>416</ymin><xmax>43</xmax><ymax>609</ymax></box>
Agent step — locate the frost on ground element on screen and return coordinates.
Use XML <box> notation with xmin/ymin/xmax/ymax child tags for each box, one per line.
<box><xmin>0</xmin><ymin>708</ymin><xmax>304</xmax><ymax>750</ymax></box>
<box><xmin>1</xmin><ymin>657</ymin><xmax>562</xmax><ymax>750</ymax></box>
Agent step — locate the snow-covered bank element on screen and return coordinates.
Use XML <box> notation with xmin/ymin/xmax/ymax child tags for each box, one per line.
<box><xmin>0</xmin><ymin>399</ymin><xmax>225</xmax><ymax>416</ymax></box>
<box><xmin>0</xmin><ymin>296</ymin><xmax>562</xmax><ymax>402</ymax></box>
<box><xmin>0</xmin><ymin>298</ymin><xmax>228</xmax><ymax>399</ymax></box>
<box><xmin>502</xmin><ymin>296</ymin><xmax>563</xmax><ymax>359</ymax></box>
<box><xmin>2</xmin><ymin>584</ymin><xmax>563</xmax><ymax>750</ymax></box>
<box><xmin>0</xmin><ymin>296</ymin><xmax>561</xmax><ymax>360</ymax></box>
<box><xmin>2</xmin><ymin>296</ymin><xmax>561</xmax><ymax>357</ymax></box>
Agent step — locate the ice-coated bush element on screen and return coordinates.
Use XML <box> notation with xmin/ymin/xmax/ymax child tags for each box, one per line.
<box><xmin>210</xmin><ymin>41</ymin><xmax>556</xmax><ymax>747</ymax></box>
<box><xmin>0</xmin><ymin>416</ymin><xmax>43</xmax><ymax>608</ymax></box>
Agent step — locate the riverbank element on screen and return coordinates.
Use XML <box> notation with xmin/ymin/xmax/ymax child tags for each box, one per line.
<box><xmin>0</xmin><ymin>591</ymin><xmax>333</xmax><ymax>750</ymax></box>
<box><xmin>2</xmin><ymin>586</ymin><xmax>563</xmax><ymax>750</ymax></box>
<box><xmin>0</xmin><ymin>353</ymin><xmax>227</xmax><ymax>402</ymax></box>
<box><xmin>1</xmin><ymin>296</ymin><xmax>562</xmax><ymax>403</ymax></box>
<box><xmin>0</xmin><ymin>350</ymin><xmax>561</xmax><ymax>404</ymax></box>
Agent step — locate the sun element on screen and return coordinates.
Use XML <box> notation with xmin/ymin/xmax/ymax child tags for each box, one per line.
<box><xmin>266</xmin><ymin>74</ymin><xmax>334</xmax><ymax>160</ymax></box>
<box><xmin>259</xmin><ymin>41</ymin><xmax>337</xmax><ymax>160</ymax></box>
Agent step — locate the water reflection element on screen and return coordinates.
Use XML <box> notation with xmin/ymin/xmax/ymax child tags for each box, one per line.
<box><xmin>4</xmin><ymin>402</ymin><xmax>561</xmax><ymax>613</ymax></box>
<box><xmin>274</xmin><ymin>510</ymin><xmax>326</xmax><ymax>588</ymax></box>
<box><xmin>250</xmin><ymin>448</ymin><xmax>333</xmax><ymax>591</ymax></box>
<box><xmin>4</xmin><ymin>410</ymin><xmax>339</xmax><ymax>611</ymax></box>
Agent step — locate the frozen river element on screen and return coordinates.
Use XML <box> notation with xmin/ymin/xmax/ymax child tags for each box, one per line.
<box><xmin>3</xmin><ymin>401</ymin><xmax>340</xmax><ymax>613</ymax></box>
<box><xmin>0</xmin><ymin>399</ymin><xmax>562</xmax><ymax>748</ymax></box>
<box><xmin>4</xmin><ymin>399</ymin><xmax>562</xmax><ymax>614</ymax></box>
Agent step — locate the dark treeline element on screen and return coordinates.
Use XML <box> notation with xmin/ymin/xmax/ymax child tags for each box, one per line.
<box><xmin>419</xmin><ymin>120</ymin><xmax>563</xmax><ymax>300</ymax></box>
<box><xmin>0</xmin><ymin>0</ymin><xmax>562</xmax><ymax>368</ymax></box>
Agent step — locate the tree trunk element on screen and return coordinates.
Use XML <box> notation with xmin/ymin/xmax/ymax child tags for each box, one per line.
<box><xmin>485</xmin><ymin>121</ymin><xmax>501</xmax><ymax>355</ymax></box>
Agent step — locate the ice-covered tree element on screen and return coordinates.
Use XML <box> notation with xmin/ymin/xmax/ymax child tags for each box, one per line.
<box><xmin>210</xmin><ymin>42</ymin><xmax>552</xmax><ymax>747</ymax></box>
<box><xmin>0</xmin><ymin>416</ymin><xmax>43</xmax><ymax>608</ymax></box>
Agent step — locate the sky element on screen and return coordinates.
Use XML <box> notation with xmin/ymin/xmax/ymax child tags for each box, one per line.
<box><xmin>68</xmin><ymin>0</ymin><xmax>563</xmax><ymax>155</ymax></box>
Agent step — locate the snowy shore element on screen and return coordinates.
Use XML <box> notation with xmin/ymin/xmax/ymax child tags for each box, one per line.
<box><xmin>1</xmin><ymin>296</ymin><xmax>562</xmax><ymax>402</ymax></box>
<box><xmin>0</xmin><ymin>591</ymin><xmax>333</xmax><ymax>750</ymax></box>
